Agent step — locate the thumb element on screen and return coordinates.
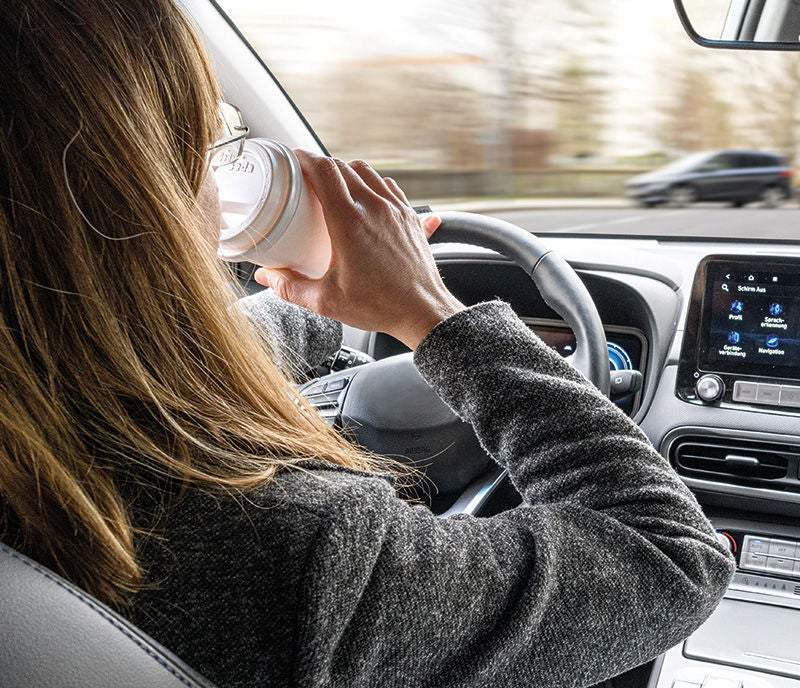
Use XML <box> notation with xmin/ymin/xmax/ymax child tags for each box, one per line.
<box><xmin>254</xmin><ymin>267</ymin><xmax>320</xmax><ymax>311</ymax></box>
<box><xmin>420</xmin><ymin>214</ymin><xmax>442</xmax><ymax>239</ymax></box>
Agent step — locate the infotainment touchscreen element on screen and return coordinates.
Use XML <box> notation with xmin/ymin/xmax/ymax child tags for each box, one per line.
<box><xmin>700</xmin><ymin>261</ymin><xmax>800</xmax><ymax>376</ymax></box>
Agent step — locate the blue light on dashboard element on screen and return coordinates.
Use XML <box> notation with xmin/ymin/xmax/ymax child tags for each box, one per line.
<box><xmin>607</xmin><ymin>342</ymin><xmax>634</xmax><ymax>371</ymax></box>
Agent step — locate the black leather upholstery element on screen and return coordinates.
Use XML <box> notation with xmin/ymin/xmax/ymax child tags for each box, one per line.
<box><xmin>0</xmin><ymin>543</ymin><xmax>216</xmax><ymax>688</ymax></box>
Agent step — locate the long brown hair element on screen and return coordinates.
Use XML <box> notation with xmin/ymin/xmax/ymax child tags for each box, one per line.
<box><xmin>0</xmin><ymin>0</ymin><xmax>379</xmax><ymax>606</ymax></box>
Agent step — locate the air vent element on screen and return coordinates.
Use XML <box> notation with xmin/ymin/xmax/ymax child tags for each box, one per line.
<box><xmin>669</xmin><ymin>435</ymin><xmax>800</xmax><ymax>491</ymax></box>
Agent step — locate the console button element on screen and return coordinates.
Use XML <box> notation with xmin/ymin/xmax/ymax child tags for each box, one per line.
<box><xmin>794</xmin><ymin>560</ymin><xmax>800</xmax><ymax>576</ymax></box>
<box><xmin>732</xmin><ymin>381</ymin><xmax>758</xmax><ymax>402</ymax></box>
<box><xmin>766</xmin><ymin>557</ymin><xmax>795</xmax><ymax>575</ymax></box>
<box><xmin>702</xmin><ymin>677</ymin><xmax>741</xmax><ymax>688</ymax></box>
<box><xmin>756</xmin><ymin>384</ymin><xmax>781</xmax><ymax>405</ymax></box>
<box><xmin>740</xmin><ymin>552</ymin><xmax>768</xmax><ymax>571</ymax></box>
<box><xmin>780</xmin><ymin>385</ymin><xmax>800</xmax><ymax>408</ymax></box>
<box><xmin>768</xmin><ymin>539</ymin><xmax>797</xmax><ymax>558</ymax></box>
<box><xmin>742</xmin><ymin>535</ymin><xmax>770</xmax><ymax>554</ymax></box>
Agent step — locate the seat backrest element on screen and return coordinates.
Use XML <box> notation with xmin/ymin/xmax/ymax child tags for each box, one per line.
<box><xmin>0</xmin><ymin>543</ymin><xmax>216</xmax><ymax>688</ymax></box>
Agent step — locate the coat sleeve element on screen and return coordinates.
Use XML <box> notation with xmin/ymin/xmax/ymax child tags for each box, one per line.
<box><xmin>292</xmin><ymin>302</ymin><xmax>734</xmax><ymax>688</ymax></box>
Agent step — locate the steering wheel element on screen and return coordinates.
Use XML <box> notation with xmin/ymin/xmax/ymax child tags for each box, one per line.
<box><xmin>301</xmin><ymin>211</ymin><xmax>608</xmax><ymax>515</ymax></box>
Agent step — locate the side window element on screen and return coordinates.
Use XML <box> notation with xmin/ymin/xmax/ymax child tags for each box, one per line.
<box><xmin>696</xmin><ymin>156</ymin><xmax>718</xmax><ymax>171</ymax></box>
<box><xmin>717</xmin><ymin>154</ymin><xmax>739</xmax><ymax>169</ymax></box>
<box><xmin>749</xmin><ymin>154</ymin><xmax>781</xmax><ymax>168</ymax></box>
<box><xmin>733</xmin><ymin>154</ymin><xmax>756</xmax><ymax>168</ymax></box>
<box><xmin>704</xmin><ymin>154</ymin><xmax>734</xmax><ymax>171</ymax></box>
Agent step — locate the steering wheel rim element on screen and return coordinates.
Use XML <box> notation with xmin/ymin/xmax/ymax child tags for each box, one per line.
<box><xmin>430</xmin><ymin>211</ymin><xmax>609</xmax><ymax>394</ymax></box>
<box><xmin>305</xmin><ymin>212</ymin><xmax>608</xmax><ymax>514</ymax></box>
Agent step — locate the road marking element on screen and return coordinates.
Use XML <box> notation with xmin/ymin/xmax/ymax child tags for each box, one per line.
<box><xmin>550</xmin><ymin>209</ymin><xmax>692</xmax><ymax>233</ymax></box>
<box><xmin>606</xmin><ymin>214</ymin><xmax>649</xmax><ymax>225</ymax></box>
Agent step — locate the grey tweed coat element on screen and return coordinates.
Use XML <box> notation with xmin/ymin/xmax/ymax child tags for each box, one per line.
<box><xmin>130</xmin><ymin>301</ymin><xmax>734</xmax><ymax>688</ymax></box>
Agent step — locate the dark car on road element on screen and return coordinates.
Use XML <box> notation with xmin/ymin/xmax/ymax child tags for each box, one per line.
<box><xmin>625</xmin><ymin>150</ymin><xmax>792</xmax><ymax>208</ymax></box>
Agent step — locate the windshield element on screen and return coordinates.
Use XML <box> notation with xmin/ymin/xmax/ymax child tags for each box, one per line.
<box><xmin>215</xmin><ymin>1</ymin><xmax>800</xmax><ymax>241</ymax></box>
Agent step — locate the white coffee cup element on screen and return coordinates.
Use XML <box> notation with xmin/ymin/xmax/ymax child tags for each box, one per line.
<box><xmin>214</xmin><ymin>138</ymin><xmax>331</xmax><ymax>279</ymax></box>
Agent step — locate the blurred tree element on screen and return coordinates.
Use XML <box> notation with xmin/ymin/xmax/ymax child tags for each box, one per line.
<box><xmin>659</xmin><ymin>68</ymin><xmax>735</xmax><ymax>152</ymax></box>
<box><xmin>509</xmin><ymin>129</ymin><xmax>554</xmax><ymax>169</ymax></box>
<box><xmin>740</xmin><ymin>54</ymin><xmax>800</xmax><ymax>163</ymax></box>
<box><xmin>307</xmin><ymin>55</ymin><xmax>489</xmax><ymax>168</ymax></box>
<box><xmin>426</xmin><ymin>0</ymin><xmax>610</xmax><ymax>190</ymax></box>
<box><xmin>554</xmin><ymin>56</ymin><xmax>603</xmax><ymax>158</ymax></box>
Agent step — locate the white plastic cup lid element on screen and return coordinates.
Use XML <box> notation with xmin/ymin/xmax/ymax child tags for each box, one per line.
<box><xmin>215</xmin><ymin>138</ymin><xmax>303</xmax><ymax>262</ymax></box>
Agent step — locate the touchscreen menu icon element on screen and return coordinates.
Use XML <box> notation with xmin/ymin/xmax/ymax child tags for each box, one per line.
<box><xmin>769</xmin><ymin>302</ymin><xmax>784</xmax><ymax>317</ymax></box>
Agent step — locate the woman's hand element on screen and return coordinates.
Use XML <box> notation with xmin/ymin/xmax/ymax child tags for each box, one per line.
<box><xmin>254</xmin><ymin>150</ymin><xmax>464</xmax><ymax>349</ymax></box>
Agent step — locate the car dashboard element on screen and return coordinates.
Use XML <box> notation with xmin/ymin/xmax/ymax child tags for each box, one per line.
<box><xmin>340</xmin><ymin>235</ymin><xmax>800</xmax><ymax>688</ymax></box>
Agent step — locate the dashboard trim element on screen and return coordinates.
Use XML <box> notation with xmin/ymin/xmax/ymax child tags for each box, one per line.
<box><xmin>431</xmin><ymin>247</ymin><xmax>683</xmax><ymax>290</ymax></box>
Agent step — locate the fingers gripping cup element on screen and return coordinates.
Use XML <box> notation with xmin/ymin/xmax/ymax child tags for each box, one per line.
<box><xmin>214</xmin><ymin>139</ymin><xmax>332</xmax><ymax>279</ymax></box>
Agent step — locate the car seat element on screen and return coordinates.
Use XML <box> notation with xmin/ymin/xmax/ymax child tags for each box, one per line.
<box><xmin>0</xmin><ymin>542</ymin><xmax>216</xmax><ymax>688</ymax></box>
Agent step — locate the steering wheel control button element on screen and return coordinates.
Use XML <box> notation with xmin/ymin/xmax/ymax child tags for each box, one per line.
<box><xmin>300</xmin><ymin>376</ymin><xmax>354</xmax><ymax>427</ymax></box>
<box><xmin>325</xmin><ymin>378</ymin><xmax>347</xmax><ymax>393</ymax></box>
<box><xmin>696</xmin><ymin>374</ymin><xmax>725</xmax><ymax>403</ymax></box>
<box><xmin>755</xmin><ymin>383</ymin><xmax>781</xmax><ymax>405</ymax></box>
<box><xmin>732</xmin><ymin>381</ymin><xmax>758</xmax><ymax>403</ymax></box>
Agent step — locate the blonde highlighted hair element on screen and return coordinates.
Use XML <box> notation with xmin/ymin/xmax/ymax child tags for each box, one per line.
<box><xmin>0</xmin><ymin>0</ymin><xmax>379</xmax><ymax>606</ymax></box>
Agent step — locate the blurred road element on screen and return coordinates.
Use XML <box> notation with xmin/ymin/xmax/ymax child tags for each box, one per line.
<box><xmin>488</xmin><ymin>206</ymin><xmax>800</xmax><ymax>240</ymax></box>
<box><xmin>429</xmin><ymin>201</ymin><xmax>800</xmax><ymax>241</ymax></box>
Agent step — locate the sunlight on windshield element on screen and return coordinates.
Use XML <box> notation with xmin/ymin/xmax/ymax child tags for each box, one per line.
<box><xmin>217</xmin><ymin>0</ymin><xmax>800</xmax><ymax>236</ymax></box>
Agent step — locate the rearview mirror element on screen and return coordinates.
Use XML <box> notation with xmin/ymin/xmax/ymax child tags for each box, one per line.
<box><xmin>675</xmin><ymin>0</ymin><xmax>800</xmax><ymax>49</ymax></box>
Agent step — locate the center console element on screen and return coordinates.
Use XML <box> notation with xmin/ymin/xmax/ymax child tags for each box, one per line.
<box><xmin>658</xmin><ymin>254</ymin><xmax>800</xmax><ymax>687</ymax></box>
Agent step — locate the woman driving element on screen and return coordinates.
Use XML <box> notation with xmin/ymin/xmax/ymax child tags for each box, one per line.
<box><xmin>0</xmin><ymin>1</ymin><xmax>733</xmax><ymax>687</ymax></box>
